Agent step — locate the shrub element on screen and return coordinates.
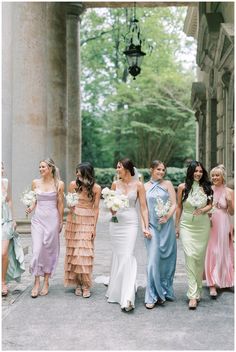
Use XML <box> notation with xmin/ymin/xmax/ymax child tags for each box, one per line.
<box><xmin>95</xmin><ymin>167</ymin><xmax>186</xmax><ymax>188</ymax></box>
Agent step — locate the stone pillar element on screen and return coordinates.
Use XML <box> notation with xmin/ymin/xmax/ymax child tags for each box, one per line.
<box><xmin>2</xmin><ymin>3</ymin><xmax>13</xmax><ymax>180</ymax></box>
<box><xmin>46</xmin><ymin>3</ymin><xmax>67</xmax><ymax>182</ymax></box>
<box><xmin>65</xmin><ymin>4</ymin><xmax>85</xmax><ymax>186</ymax></box>
<box><xmin>10</xmin><ymin>3</ymin><xmax>48</xmax><ymax>217</ymax></box>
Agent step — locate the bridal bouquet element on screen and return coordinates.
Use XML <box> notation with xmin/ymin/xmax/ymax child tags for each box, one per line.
<box><xmin>20</xmin><ymin>189</ymin><xmax>37</xmax><ymax>218</ymax></box>
<box><xmin>65</xmin><ymin>192</ymin><xmax>79</xmax><ymax>207</ymax></box>
<box><xmin>188</xmin><ymin>189</ymin><xmax>208</xmax><ymax>221</ymax></box>
<box><xmin>154</xmin><ymin>196</ymin><xmax>171</xmax><ymax>230</ymax></box>
<box><xmin>101</xmin><ymin>187</ymin><xmax>129</xmax><ymax>223</ymax></box>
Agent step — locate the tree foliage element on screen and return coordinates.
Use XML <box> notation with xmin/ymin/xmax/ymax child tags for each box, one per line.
<box><xmin>80</xmin><ymin>6</ymin><xmax>196</xmax><ymax>168</ymax></box>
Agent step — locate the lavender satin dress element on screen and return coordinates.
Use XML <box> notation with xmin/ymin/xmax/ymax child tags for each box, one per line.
<box><xmin>30</xmin><ymin>191</ymin><xmax>60</xmax><ymax>277</ymax></box>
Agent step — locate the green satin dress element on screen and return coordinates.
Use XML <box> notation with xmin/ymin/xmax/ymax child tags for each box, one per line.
<box><xmin>180</xmin><ymin>181</ymin><xmax>210</xmax><ymax>300</ymax></box>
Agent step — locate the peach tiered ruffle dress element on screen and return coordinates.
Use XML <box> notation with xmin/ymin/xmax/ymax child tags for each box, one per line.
<box><xmin>64</xmin><ymin>194</ymin><xmax>95</xmax><ymax>289</ymax></box>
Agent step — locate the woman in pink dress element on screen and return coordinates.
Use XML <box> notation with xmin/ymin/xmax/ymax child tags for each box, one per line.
<box><xmin>26</xmin><ymin>158</ymin><xmax>64</xmax><ymax>298</ymax></box>
<box><xmin>205</xmin><ymin>164</ymin><xmax>234</xmax><ymax>298</ymax></box>
<box><xmin>64</xmin><ymin>162</ymin><xmax>101</xmax><ymax>298</ymax></box>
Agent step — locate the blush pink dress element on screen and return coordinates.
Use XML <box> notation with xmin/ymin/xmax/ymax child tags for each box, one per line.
<box><xmin>205</xmin><ymin>185</ymin><xmax>234</xmax><ymax>288</ymax></box>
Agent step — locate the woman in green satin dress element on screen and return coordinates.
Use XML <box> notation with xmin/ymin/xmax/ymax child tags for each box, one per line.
<box><xmin>175</xmin><ymin>161</ymin><xmax>213</xmax><ymax>309</ymax></box>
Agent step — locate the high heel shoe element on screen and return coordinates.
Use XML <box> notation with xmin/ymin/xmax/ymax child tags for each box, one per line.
<box><xmin>124</xmin><ymin>301</ymin><xmax>134</xmax><ymax>312</ymax></box>
<box><xmin>2</xmin><ymin>284</ymin><xmax>8</xmax><ymax>297</ymax></box>
<box><xmin>145</xmin><ymin>303</ymin><xmax>155</xmax><ymax>309</ymax></box>
<box><xmin>188</xmin><ymin>299</ymin><xmax>197</xmax><ymax>310</ymax></box>
<box><xmin>82</xmin><ymin>288</ymin><xmax>91</xmax><ymax>298</ymax></box>
<box><xmin>31</xmin><ymin>288</ymin><xmax>39</xmax><ymax>298</ymax></box>
<box><xmin>39</xmin><ymin>284</ymin><xmax>49</xmax><ymax>296</ymax></box>
<box><xmin>209</xmin><ymin>287</ymin><xmax>217</xmax><ymax>299</ymax></box>
<box><xmin>75</xmin><ymin>286</ymin><xmax>82</xmax><ymax>296</ymax></box>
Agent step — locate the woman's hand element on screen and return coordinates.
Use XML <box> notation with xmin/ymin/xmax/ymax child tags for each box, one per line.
<box><xmin>175</xmin><ymin>226</ymin><xmax>180</xmax><ymax>239</ymax></box>
<box><xmin>143</xmin><ymin>228</ymin><xmax>152</xmax><ymax>239</ymax></box>
<box><xmin>25</xmin><ymin>206</ymin><xmax>33</xmax><ymax>215</ymax></box>
<box><xmin>159</xmin><ymin>215</ymin><xmax>168</xmax><ymax>224</ymax></box>
<box><xmin>192</xmin><ymin>208</ymin><xmax>204</xmax><ymax>216</ymax></box>
<box><xmin>59</xmin><ymin>221</ymin><xmax>63</xmax><ymax>232</ymax></box>
<box><xmin>91</xmin><ymin>229</ymin><xmax>96</xmax><ymax>240</ymax></box>
<box><xmin>110</xmin><ymin>209</ymin><xmax>117</xmax><ymax>216</ymax></box>
<box><xmin>12</xmin><ymin>220</ymin><xmax>17</xmax><ymax>231</ymax></box>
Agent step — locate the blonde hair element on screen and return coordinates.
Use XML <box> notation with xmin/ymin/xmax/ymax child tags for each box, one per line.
<box><xmin>41</xmin><ymin>158</ymin><xmax>60</xmax><ymax>190</ymax></box>
<box><xmin>210</xmin><ymin>164</ymin><xmax>226</xmax><ymax>184</ymax></box>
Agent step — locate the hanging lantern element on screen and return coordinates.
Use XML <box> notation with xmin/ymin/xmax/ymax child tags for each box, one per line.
<box><xmin>123</xmin><ymin>4</ymin><xmax>146</xmax><ymax>80</ymax></box>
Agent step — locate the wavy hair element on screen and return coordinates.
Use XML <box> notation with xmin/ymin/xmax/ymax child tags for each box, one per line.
<box><xmin>210</xmin><ymin>164</ymin><xmax>226</xmax><ymax>184</ymax></box>
<box><xmin>42</xmin><ymin>158</ymin><xmax>60</xmax><ymax>190</ymax></box>
<box><xmin>76</xmin><ymin>162</ymin><xmax>95</xmax><ymax>200</ymax></box>
<box><xmin>182</xmin><ymin>160</ymin><xmax>213</xmax><ymax>203</ymax></box>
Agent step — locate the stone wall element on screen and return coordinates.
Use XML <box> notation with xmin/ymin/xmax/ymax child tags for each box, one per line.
<box><xmin>184</xmin><ymin>2</ymin><xmax>234</xmax><ymax>181</ymax></box>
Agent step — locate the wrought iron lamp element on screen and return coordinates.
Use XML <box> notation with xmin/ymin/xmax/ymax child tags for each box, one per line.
<box><xmin>123</xmin><ymin>3</ymin><xmax>146</xmax><ymax>80</ymax></box>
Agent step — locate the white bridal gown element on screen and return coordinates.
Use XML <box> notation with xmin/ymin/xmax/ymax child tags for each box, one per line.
<box><xmin>106</xmin><ymin>181</ymin><xmax>139</xmax><ymax>309</ymax></box>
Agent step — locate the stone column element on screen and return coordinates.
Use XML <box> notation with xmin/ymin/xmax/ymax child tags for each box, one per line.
<box><xmin>46</xmin><ymin>3</ymin><xmax>67</xmax><ymax>182</ymax></box>
<box><xmin>10</xmin><ymin>3</ymin><xmax>48</xmax><ymax>217</ymax></box>
<box><xmin>65</xmin><ymin>4</ymin><xmax>85</xmax><ymax>186</ymax></box>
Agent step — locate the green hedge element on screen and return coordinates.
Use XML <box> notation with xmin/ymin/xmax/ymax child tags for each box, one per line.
<box><xmin>95</xmin><ymin>167</ymin><xmax>186</xmax><ymax>188</ymax></box>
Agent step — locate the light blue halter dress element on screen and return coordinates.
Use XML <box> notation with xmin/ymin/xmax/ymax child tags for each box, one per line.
<box><xmin>145</xmin><ymin>180</ymin><xmax>177</xmax><ymax>304</ymax></box>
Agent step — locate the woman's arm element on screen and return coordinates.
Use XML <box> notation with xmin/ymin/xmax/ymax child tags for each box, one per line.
<box><xmin>137</xmin><ymin>182</ymin><xmax>151</xmax><ymax>239</ymax></box>
<box><xmin>6</xmin><ymin>180</ymin><xmax>16</xmax><ymax>229</ymax></box>
<box><xmin>57</xmin><ymin>181</ymin><xmax>65</xmax><ymax>231</ymax></box>
<box><xmin>92</xmin><ymin>184</ymin><xmax>102</xmax><ymax>239</ymax></box>
<box><xmin>226</xmin><ymin>187</ymin><xmax>234</xmax><ymax>216</ymax></box>
<box><xmin>175</xmin><ymin>183</ymin><xmax>184</xmax><ymax>238</ymax></box>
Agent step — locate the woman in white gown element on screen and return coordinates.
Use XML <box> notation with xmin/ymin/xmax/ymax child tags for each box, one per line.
<box><xmin>106</xmin><ymin>158</ymin><xmax>151</xmax><ymax>311</ymax></box>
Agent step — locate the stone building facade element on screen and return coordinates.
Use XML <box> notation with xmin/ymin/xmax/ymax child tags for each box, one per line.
<box><xmin>184</xmin><ymin>2</ymin><xmax>234</xmax><ymax>181</ymax></box>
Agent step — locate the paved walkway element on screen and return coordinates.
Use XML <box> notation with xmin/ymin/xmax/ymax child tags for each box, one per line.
<box><xmin>2</xmin><ymin>204</ymin><xmax>234</xmax><ymax>350</ymax></box>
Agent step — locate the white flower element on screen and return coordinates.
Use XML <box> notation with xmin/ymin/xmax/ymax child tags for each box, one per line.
<box><xmin>66</xmin><ymin>192</ymin><xmax>79</xmax><ymax>207</ymax></box>
<box><xmin>188</xmin><ymin>189</ymin><xmax>207</xmax><ymax>208</ymax></box>
<box><xmin>154</xmin><ymin>196</ymin><xmax>171</xmax><ymax>218</ymax></box>
<box><xmin>20</xmin><ymin>189</ymin><xmax>37</xmax><ymax>207</ymax></box>
<box><xmin>102</xmin><ymin>188</ymin><xmax>129</xmax><ymax>212</ymax></box>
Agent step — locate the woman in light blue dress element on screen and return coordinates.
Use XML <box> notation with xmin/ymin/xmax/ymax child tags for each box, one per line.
<box><xmin>144</xmin><ymin>160</ymin><xmax>177</xmax><ymax>309</ymax></box>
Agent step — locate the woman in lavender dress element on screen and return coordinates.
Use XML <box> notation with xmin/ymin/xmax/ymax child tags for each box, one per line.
<box><xmin>26</xmin><ymin>158</ymin><xmax>64</xmax><ymax>298</ymax></box>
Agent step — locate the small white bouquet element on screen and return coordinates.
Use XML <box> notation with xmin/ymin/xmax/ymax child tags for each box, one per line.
<box><xmin>65</xmin><ymin>192</ymin><xmax>79</xmax><ymax>207</ymax></box>
<box><xmin>20</xmin><ymin>189</ymin><xmax>37</xmax><ymax>218</ymax></box>
<box><xmin>102</xmin><ymin>187</ymin><xmax>129</xmax><ymax>223</ymax></box>
<box><xmin>154</xmin><ymin>196</ymin><xmax>171</xmax><ymax>230</ymax></box>
<box><xmin>188</xmin><ymin>189</ymin><xmax>208</xmax><ymax>220</ymax></box>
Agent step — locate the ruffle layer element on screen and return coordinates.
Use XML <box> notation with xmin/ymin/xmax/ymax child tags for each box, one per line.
<box><xmin>64</xmin><ymin>209</ymin><xmax>95</xmax><ymax>288</ymax></box>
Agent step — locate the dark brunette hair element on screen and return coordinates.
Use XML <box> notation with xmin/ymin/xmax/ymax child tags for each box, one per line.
<box><xmin>182</xmin><ymin>160</ymin><xmax>213</xmax><ymax>203</ymax></box>
<box><xmin>119</xmin><ymin>158</ymin><xmax>135</xmax><ymax>176</ymax></box>
<box><xmin>75</xmin><ymin>162</ymin><xmax>95</xmax><ymax>200</ymax></box>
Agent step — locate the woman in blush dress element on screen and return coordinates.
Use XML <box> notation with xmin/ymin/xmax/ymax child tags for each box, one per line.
<box><xmin>26</xmin><ymin>158</ymin><xmax>64</xmax><ymax>298</ymax></box>
<box><xmin>205</xmin><ymin>165</ymin><xmax>234</xmax><ymax>298</ymax></box>
<box><xmin>175</xmin><ymin>161</ymin><xmax>213</xmax><ymax>309</ymax></box>
<box><xmin>106</xmin><ymin>158</ymin><xmax>151</xmax><ymax>312</ymax></box>
<box><xmin>144</xmin><ymin>160</ymin><xmax>177</xmax><ymax>309</ymax></box>
<box><xmin>2</xmin><ymin>163</ymin><xmax>25</xmax><ymax>296</ymax></box>
<box><xmin>64</xmin><ymin>162</ymin><xmax>101</xmax><ymax>298</ymax></box>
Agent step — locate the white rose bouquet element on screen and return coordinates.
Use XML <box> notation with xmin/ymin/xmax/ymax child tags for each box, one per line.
<box><xmin>188</xmin><ymin>189</ymin><xmax>208</xmax><ymax>220</ymax></box>
<box><xmin>102</xmin><ymin>187</ymin><xmax>129</xmax><ymax>223</ymax></box>
<box><xmin>154</xmin><ymin>196</ymin><xmax>171</xmax><ymax>230</ymax></box>
<box><xmin>65</xmin><ymin>192</ymin><xmax>79</xmax><ymax>207</ymax></box>
<box><xmin>20</xmin><ymin>189</ymin><xmax>37</xmax><ymax>218</ymax></box>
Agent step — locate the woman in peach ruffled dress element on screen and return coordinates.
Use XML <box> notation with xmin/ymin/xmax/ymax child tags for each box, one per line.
<box><xmin>205</xmin><ymin>165</ymin><xmax>234</xmax><ymax>298</ymax></box>
<box><xmin>64</xmin><ymin>162</ymin><xmax>101</xmax><ymax>298</ymax></box>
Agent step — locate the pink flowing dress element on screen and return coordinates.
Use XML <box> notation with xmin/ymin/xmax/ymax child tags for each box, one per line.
<box><xmin>205</xmin><ymin>185</ymin><xmax>234</xmax><ymax>288</ymax></box>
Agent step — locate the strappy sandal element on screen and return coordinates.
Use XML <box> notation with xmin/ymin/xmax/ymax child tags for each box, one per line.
<box><xmin>75</xmin><ymin>286</ymin><xmax>82</xmax><ymax>296</ymax></box>
<box><xmin>31</xmin><ymin>288</ymin><xmax>39</xmax><ymax>298</ymax></box>
<box><xmin>188</xmin><ymin>299</ymin><xmax>197</xmax><ymax>310</ymax></box>
<box><xmin>39</xmin><ymin>287</ymin><xmax>49</xmax><ymax>296</ymax></box>
<box><xmin>82</xmin><ymin>288</ymin><xmax>91</xmax><ymax>298</ymax></box>
<box><xmin>145</xmin><ymin>303</ymin><xmax>155</xmax><ymax>309</ymax></box>
<box><xmin>2</xmin><ymin>285</ymin><xmax>8</xmax><ymax>297</ymax></box>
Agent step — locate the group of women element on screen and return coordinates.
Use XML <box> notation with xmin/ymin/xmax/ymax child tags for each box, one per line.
<box><xmin>2</xmin><ymin>158</ymin><xmax>234</xmax><ymax>312</ymax></box>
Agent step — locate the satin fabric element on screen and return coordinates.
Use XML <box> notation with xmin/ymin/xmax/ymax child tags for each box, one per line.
<box><xmin>205</xmin><ymin>185</ymin><xmax>234</xmax><ymax>288</ymax></box>
<box><xmin>145</xmin><ymin>181</ymin><xmax>177</xmax><ymax>304</ymax></box>
<box><xmin>106</xmin><ymin>188</ymin><xmax>138</xmax><ymax>309</ymax></box>
<box><xmin>30</xmin><ymin>191</ymin><xmax>60</xmax><ymax>277</ymax></box>
<box><xmin>180</xmin><ymin>181</ymin><xmax>210</xmax><ymax>299</ymax></box>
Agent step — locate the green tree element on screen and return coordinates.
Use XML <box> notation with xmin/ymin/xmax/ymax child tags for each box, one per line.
<box><xmin>80</xmin><ymin>6</ymin><xmax>196</xmax><ymax>168</ymax></box>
